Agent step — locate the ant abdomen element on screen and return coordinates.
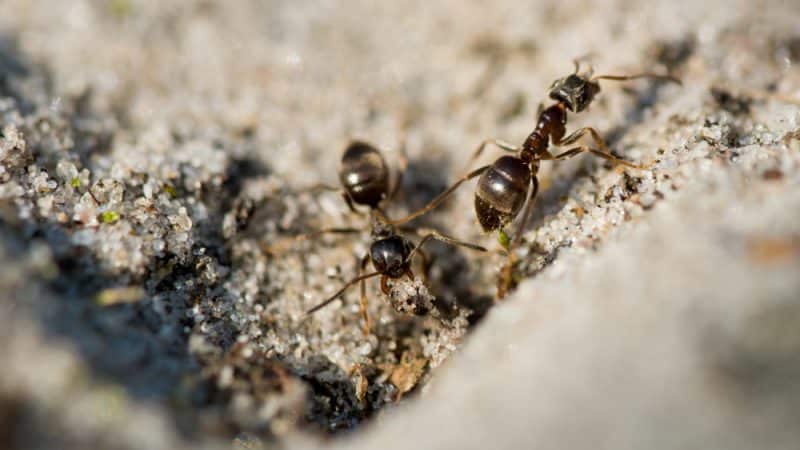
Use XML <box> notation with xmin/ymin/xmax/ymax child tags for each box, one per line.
<box><xmin>339</xmin><ymin>141</ymin><xmax>390</xmax><ymax>208</ymax></box>
<box><xmin>474</xmin><ymin>156</ymin><xmax>531</xmax><ymax>232</ymax></box>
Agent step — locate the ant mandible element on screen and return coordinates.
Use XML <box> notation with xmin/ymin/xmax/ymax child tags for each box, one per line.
<box><xmin>383</xmin><ymin>60</ymin><xmax>680</xmax><ymax>298</ymax></box>
<box><xmin>270</xmin><ymin>141</ymin><xmax>486</xmax><ymax>334</ymax></box>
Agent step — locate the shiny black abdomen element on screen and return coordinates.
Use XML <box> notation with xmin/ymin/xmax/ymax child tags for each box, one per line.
<box><xmin>370</xmin><ymin>235</ymin><xmax>414</xmax><ymax>278</ymax></box>
<box><xmin>339</xmin><ymin>141</ymin><xmax>390</xmax><ymax>207</ymax></box>
<box><xmin>474</xmin><ymin>156</ymin><xmax>531</xmax><ymax>232</ymax></box>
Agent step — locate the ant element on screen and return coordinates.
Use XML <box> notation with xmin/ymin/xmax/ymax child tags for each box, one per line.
<box><xmin>382</xmin><ymin>60</ymin><xmax>680</xmax><ymax>298</ymax></box>
<box><xmin>270</xmin><ymin>141</ymin><xmax>487</xmax><ymax>334</ymax></box>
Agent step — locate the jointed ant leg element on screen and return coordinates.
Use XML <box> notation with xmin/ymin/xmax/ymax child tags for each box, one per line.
<box><xmin>414</xmin><ymin>249</ymin><xmax>431</xmax><ymax>284</ymax></box>
<box><xmin>387</xmin><ymin>137</ymin><xmax>517</xmax><ymax>226</ymax></box>
<box><xmin>498</xmin><ymin>177</ymin><xmax>539</xmax><ymax>299</ymax></box>
<box><xmin>358</xmin><ymin>253</ymin><xmax>372</xmax><ymax>335</ymax></box>
<box><xmin>462</xmin><ymin>138</ymin><xmax>519</xmax><ymax>174</ymax></box>
<box><xmin>550</xmin><ymin>145</ymin><xmax>646</xmax><ymax>170</ymax></box>
<box><xmin>387</xmin><ymin>165</ymin><xmax>491</xmax><ymax>225</ymax></box>
<box><xmin>553</xmin><ymin>127</ymin><xmax>648</xmax><ymax>169</ymax></box>
<box><xmin>408</xmin><ymin>228</ymin><xmax>487</xmax><ymax>262</ymax></box>
<box><xmin>342</xmin><ymin>192</ymin><xmax>362</xmax><ymax>214</ymax></box>
<box><xmin>264</xmin><ymin>227</ymin><xmax>363</xmax><ymax>255</ymax></box>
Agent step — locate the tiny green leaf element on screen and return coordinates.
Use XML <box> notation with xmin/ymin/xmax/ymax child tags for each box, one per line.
<box><xmin>498</xmin><ymin>229</ymin><xmax>511</xmax><ymax>249</ymax></box>
<box><xmin>99</xmin><ymin>210</ymin><xmax>120</xmax><ymax>224</ymax></box>
<box><xmin>163</xmin><ymin>184</ymin><xmax>178</xmax><ymax>198</ymax></box>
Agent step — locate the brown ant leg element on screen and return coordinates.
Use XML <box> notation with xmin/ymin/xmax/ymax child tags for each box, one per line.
<box><xmin>554</xmin><ymin>127</ymin><xmax>649</xmax><ymax>169</ymax></box>
<box><xmin>407</xmin><ymin>228</ymin><xmax>487</xmax><ymax>261</ymax></box>
<box><xmin>264</xmin><ymin>227</ymin><xmax>363</xmax><ymax>255</ymax></box>
<box><xmin>306</xmin><ymin>271</ymin><xmax>381</xmax><ymax>315</ymax></box>
<box><xmin>387</xmin><ymin>165</ymin><xmax>491</xmax><ymax>225</ymax></box>
<box><xmin>342</xmin><ymin>192</ymin><xmax>362</xmax><ymax>214</ymax></box>
<box><xmin>498</xmin><ymin>177</ymin><xmax>539</xmax><ymax>299</ymax></box>
<box><xmin>462</xmin><ymin>139</ymin><xmax>519</xmax><ymax>174</ymax></box>
<box><xmin>547</xmin><ymin>144</ymin><xmax>646</xmax><ymax>170</ymax></box>
<box><xmin>415</xmin><ymin>249</ymin><xmax>431</xmax><ymax>284</ymax></box>
<box><xmin>358</xmin><ymin>254</ymin><xmax>372</xmax><ymax>335</ymax></box>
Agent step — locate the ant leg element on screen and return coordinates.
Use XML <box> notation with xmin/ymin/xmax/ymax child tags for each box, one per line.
<box><xmin>387</xmin><ymin>139</ymin><xmax>518</xmax><ymax>226</ymax></box>
<box><xmin>387</xmin><ymin>165</ymin><xmax>491</xmax><ymax>225</ymax></box>
<box><xmin>306</xmin><ymin>271</ymin><xmax>382</xmax><ymax>315</ymax></box>
<box><xmin>498</xmin><ymin>177</ymin><xmax>539</xmax><ymax>299</ymax></box>
<box><xmin>407</xmin><ymin>228</ymin><xmax>487</xmax><ymax>262</ymax></box>
<box><xmin>358</xmin><ymin>254</ymin><xmax>372</xmax><ymax>335</ymax></box>
<box><xmin>342</xmin><ymin>192</ymin><xmax>364</xmax><ymax>214</ymax></box>
<box><xmin>553</xmin><ymin>127</ymin><xmax>649</xmax><ymax>169</ymax></box>
<box><xmin>592</xmin><ymin>72</ymin><xmax>681</xmax><ymax>85</ymax></box>
<box><xmin>557</xmin><ymin>126</ymin><xmax>590</xmax><ymax>146</ymax></box>
<box><xmin>548</xmin><ymin>144</ymin><xmax>647</xmax><ymax>170</ymax></box>
<box><xmin>264</xmin><ymin>227</ymin><xmax>363</xmax><ymax>255</ymax></box>
<box><xmin>414</xmin><ymin>249</ymin><xmax>432</xmax><ymax>284</ymax></box>
<box><xmin>462</xmin><ymin>138</ymin><xmax>519</xmax><ymax>174</ymax></box>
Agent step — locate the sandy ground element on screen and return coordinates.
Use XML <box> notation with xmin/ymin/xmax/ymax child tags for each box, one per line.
<box><xmin>1</xmin><ymin>1</ymin><xmax>799</xmax><ymax>449</ymax></box>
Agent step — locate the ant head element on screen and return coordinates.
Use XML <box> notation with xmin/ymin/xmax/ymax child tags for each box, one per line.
<box><xmin>370</xmin><ymin>234</ymin><xmax>413</xmax><ymax>278</ymax></box>
<box><xmin>548</xmin><ymin>73</ymin><xmax>601</xmax><ymax>113</ymax></box>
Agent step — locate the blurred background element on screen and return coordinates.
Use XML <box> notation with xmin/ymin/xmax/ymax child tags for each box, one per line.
<box><xmin>1</xmin><ymin>1</ymin><xmax>799</xmax><ymax>449</ymax></box>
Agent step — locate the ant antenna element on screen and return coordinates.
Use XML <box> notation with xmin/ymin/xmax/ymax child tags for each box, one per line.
<box><xmin>572</xmin><ymin>53</ymin><xmax>596</xmax><ymax>76</ymax></box>
<box><xmin>592</xmin><ymin>72</ymin><xmax>681</xmax><ymax>85</ymax></box>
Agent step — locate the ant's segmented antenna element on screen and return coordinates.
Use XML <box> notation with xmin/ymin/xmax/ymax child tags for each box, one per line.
<box><xmin>592</xmin><ymin>72</ymin><xmax>681</xmax><ymax>85</ymax></box>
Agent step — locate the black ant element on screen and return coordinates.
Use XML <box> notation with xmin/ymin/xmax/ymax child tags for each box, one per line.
<box><xmin>270</xmin><ymin>141</ymin><xmax>486</xmax><ymax>334</ymax></box>
<box><xmin>382</xmin><ymin>60</ymin><xmax>680</xmax><ymax>298</ymax></box>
